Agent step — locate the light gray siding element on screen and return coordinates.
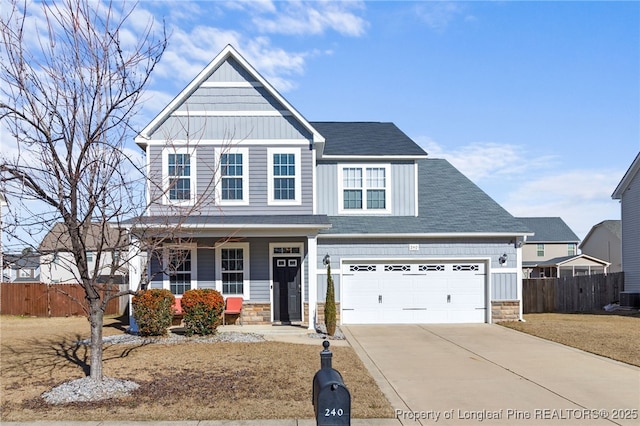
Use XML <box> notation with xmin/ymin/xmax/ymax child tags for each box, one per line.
<box><xmin>621</xmin><ymin>169</ymin><xmax>640</xmax><ymax>292</ymax></box>
<box><xmin>176</xmin><ymin>87</ymin><xmax>286</xmax><ymax>112</ymax></box>
<box><xmin>316</xmin><ymin>161</ymin><xmax>416</xmax><ymax>216</ymax></box>
<box><xmin>147</xmin><ymin>144</ymin><xmax>315</xmax><ymax>216</ymax></box>
<box><xmin>149</xmin><ymin>115</ymin><xmax>311</xmax><ymax>142</ymax></box>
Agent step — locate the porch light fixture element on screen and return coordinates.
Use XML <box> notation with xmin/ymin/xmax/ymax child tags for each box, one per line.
<box><xmin>498</xmin><ymin>253</ymin><xmax>508</xmax><ymax>265</ymax></box>
<box><xmin>323</xmin><ymin>253</ymin><xmax>331</xmax><ymax>266</ymax></box>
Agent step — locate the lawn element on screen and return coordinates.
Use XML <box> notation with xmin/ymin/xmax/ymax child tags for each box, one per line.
<box><xmin>0</xmin><ymin>315</ymin><xmax>394</xmax><ymax>422</ymax></box>
<box><xmin>499</xmin><ymin>311</ymin><xmax>640</xmax><ymax>367</ymax></box>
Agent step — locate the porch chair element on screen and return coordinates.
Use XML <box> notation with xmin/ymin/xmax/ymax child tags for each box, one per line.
<box><xmin>171</xmin><ymin>297</ymin><xmax>183</xmax><ymax>326</ymax></box>
<box><xmin>223</xmin><ymin>297</ymin><xmax>243</xmax><ymax>326</ymax></box>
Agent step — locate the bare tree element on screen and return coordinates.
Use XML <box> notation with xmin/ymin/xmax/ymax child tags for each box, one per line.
<box><xmin>0</xmin><ymin>0</ymin><xmax>168</xmax><ymax>381</ymax></box>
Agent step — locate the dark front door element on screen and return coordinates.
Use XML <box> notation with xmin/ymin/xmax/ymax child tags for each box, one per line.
<box><xmin>273</xmin><ymin>257</ymin><xmax>301</xmax><ymax>323</ymax></box>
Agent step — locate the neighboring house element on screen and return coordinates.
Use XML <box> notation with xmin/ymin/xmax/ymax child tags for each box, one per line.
<box><xmin>127</xmin><ymin>45</ymin><xmax>532</xmax><ymax>328</ymax></box>
<box><xmin>518</xmin><ymin>217</ymin><xmax>609</xmax><ymax>278</ymax></box>
<box><xmin>39</xmin><ymin>223</ymin><xmax>128</xmax><ymax>284</ymax></box>
<box><xmin>612</xmin><ymin>152</ymin><xmax>640</xmax><ymax>307</ymax></box>
<box><xmin>2</xmin><ymin>252</ymin><xmax>41</xmax><ymax>282</ymax></box>
<box><xmin>579</xmin><ymin>220</ymin><xmax>622</xmax><ymax>273</ymax></box>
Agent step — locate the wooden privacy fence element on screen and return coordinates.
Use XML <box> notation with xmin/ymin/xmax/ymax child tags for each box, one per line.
<box><xmin>523</xmin><ymin>272</ymin><xmax>625</xmax><ymax>314</ymax></box>
<box><xmin>0</xmin><ymin>282</ymin><xmax>123</xmax><ymax>317</ymax></box>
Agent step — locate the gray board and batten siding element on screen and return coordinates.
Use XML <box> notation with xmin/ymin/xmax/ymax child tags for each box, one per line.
<box><xmin>316</xmin><ymin>161</ymin><xmax>417</xmax><ymax>216</ymax></box>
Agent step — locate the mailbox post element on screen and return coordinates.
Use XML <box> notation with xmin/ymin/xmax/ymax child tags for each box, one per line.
<box><xmin>312</xmin><ymin>340</ymin><xmax>351</xmax><ymax>425</ymax></box>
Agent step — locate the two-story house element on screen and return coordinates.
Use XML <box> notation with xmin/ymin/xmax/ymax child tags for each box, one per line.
<box><xmin>40</xmin><ymin>223</ymin><xmax>128</xmax><ymax>284</ymax></box>
<box><xmin>579</xmin><ymin>220</ymin><xmax>622</xmax><ymax>273</ymax></box>
<box><xmin>517</xmin><ymin>217</ymin><xmax>609</xmax><ymax>278</ymax></box>
<box><xmin>127</xmin><ymin>45</ymin><xmax>532</xmax><ymax>328</ymax></box>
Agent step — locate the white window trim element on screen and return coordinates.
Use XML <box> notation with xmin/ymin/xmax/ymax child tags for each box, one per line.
<box><xmin>215</xmin><ymin>147</ymin><xmax>249</xmax><ymax>206</ymax></box>
<box><xmin>338</xmin><ymin>163</ymin><xmax>391</xmax><ymax>214</ymax></box>
<box><xmin>215</xmin><ymin>242</ymin><xmax>250</xmax><ymax>300</ymax></box>
<box><xmin>162</xmin><ymin>147</ymin><xmax>197</xmax><ymax>206</ymax></box>
<box><xmin>162</xmin><ymin>244</ymin><xmax>198</xmax><ymax>296</ymax></box>
<box><xmin>267</xmin><ymin>147</ymin><xmax>302</xmax><ymax>206</ymax></box>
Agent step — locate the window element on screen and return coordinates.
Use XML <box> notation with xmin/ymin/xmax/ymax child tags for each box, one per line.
<box><xmin>222</xmin><ymin>248</ymin><xmax>244</xmax><ymax>294</ymax></box>
<box><xmin>168</xmin><ymin>153</ymin><xmax>190</xmax><ymax>200</ymax></box>
<box><xmin>537</xmin><ymin>244</ymin><xmax>544</xmax><ymax>257</ymax></box>
<box><xmin>568</xmin><ymin>244</ymin><xmax>576</xmax><ymax>256</ymax></box>
<box><xmin>162</xmin><ymin>148</ymin><xmax>196</xmax><ymax>205</ymax></box>
<box><xmin>339</xmin><ymin>164</ymin><xmax>390</xmax><ymax>213</ymax></box>
<box><xmin>217</xmin><ymin>147</ymin><xmax>248</xmax><ymax>205</ymax></box>
<box><xmin>19</xmin><ymin>269</ymin><xmax>33</xmax><ymax>278</ymax></box>
<box><xmin>86</xmin><ymin>252</ymin><xmax>93</xmax><ymax>263</ymax></box>
<box><xmin>267</xmin><ymin>148</ymin><xmax>301</xmax><ymax>205</ymax></box>
<box><xmin>273</xmin><ymin>153</ymin><xmax>295</xmax><ymax>200</ymax></box>
<box><xmin>216</xmin><ymin>243</ymin><xmax>250</xmax><ymax>298</ymax></box>
<box><xmin>163</xmin><ymin>247</ymin><xmax>197</xmax><ymax>295</ymax></box>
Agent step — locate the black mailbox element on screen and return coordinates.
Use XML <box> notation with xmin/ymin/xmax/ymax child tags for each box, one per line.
<box><xmin>312</xmin><ymin>340</ymin><xmax>351</xmax><ymax>425</ymax></box>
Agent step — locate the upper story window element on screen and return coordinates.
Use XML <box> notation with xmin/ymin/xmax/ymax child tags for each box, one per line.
<box><xmin>162</xmin><ymin>148</ymin><xmax>196</xmax><ymax>206</ymax></box>
<box><xmin>537</xmin><ymin>244</ymin><xmax>545</xmax><ymax>257</ymax></box>
<box><xmin>267</xmin><ymin>148</ymin><xmax>301</xmax><ymax>205</ymax></box>
<box><xmin>217</xmin><ymin>147</ymin><xmax>249</xmax><ymax>205</ymax></box>
<box><xmin>567</xmin><ymin>243</ymin><xmax>576</xmax><ymax>256</ymax></box>
<box><xmin>339</xmin><ymin>164</ymin><xmax>391</xmax><ymax>214</ymax></box>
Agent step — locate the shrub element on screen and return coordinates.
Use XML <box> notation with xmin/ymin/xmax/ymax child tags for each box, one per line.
<box><xmin>181</xmin><ymin>289</ymin><xmax>225</xmax><ymax>336</ymax></box>
<box><xmin>132</xmin><ymin>289</ymin><xmax>175</xmax><ymax>336</ymax></box>
<box><xmin>325</xmin><ymin>264</ymin><xmax>337</xmax><ymax>336</ymax></box>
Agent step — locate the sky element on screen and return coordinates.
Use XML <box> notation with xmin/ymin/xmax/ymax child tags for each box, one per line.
<box><xmin>2</xmin><ymin>0</ymin><xmax>639</xmax><ymax>249</ymax></box>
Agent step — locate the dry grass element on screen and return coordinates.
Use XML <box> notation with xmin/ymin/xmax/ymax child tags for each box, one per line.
<box><xmin>499</xmin><ymin>311</ymin><xmax>640</xmax><ymax>367</ymax></box>
<box><xmin>0</xmin><ymin>315</ymin><xmax>393</xmax><ymax>422</ymax></box>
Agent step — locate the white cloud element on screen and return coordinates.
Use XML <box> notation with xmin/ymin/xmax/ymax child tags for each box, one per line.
<box><xmin>415</xmin><ymin>137</ymin><xmax>622</xmax><ymax>240</ymax></box>
<box><xmin>250</xmin><ymin>0</ymin><xmax>368</xmax><ymax>37</ymax></box>
<box><xmin>414</xmin><ymin>1</ymin><xmax>474</xmax><ymax>32</ymax></box>
<box><xmin>417</xmin><ymin>137</ymin><xmax>558</xmax><ymax>183</ymax></box>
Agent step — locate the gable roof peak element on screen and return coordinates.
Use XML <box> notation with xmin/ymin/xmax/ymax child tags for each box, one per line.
<box><xmin>135</xmin><ymin>44</ymin><xmax>324</xmax><ymax>146</ymax></box>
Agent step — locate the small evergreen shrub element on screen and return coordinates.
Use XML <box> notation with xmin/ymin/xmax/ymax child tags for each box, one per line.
<box><xmin>325</xmin><ymin>264</ymin><xmax>337</xmax><ymax>336</ymax></box>
<box><xmin>181</xmin><ymin>289</ymin><xmax>225</xmax><ymax>336</ymax></box>
<box><xmin>132</xmin><ymin>289</ymin><xmax>175</xmax><ymax>336</ymax></box>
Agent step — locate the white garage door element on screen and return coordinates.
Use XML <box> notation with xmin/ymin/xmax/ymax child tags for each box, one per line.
<box><xmin>341</xmin><ymin>261</ymin><xmax>487</xmax><ymax>324</ymax></box>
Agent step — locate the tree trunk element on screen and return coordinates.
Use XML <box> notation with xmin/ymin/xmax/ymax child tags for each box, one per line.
<box><xmin>88</xmin><ymin>299</ymin><xmax>104</xmax><ymax>380</ymax></box>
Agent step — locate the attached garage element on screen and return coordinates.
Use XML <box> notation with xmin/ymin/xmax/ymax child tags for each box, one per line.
<box><xmin>340</xmin><ymin>260</ymin><xmax>488</xmax><ymax>324</ymax></box>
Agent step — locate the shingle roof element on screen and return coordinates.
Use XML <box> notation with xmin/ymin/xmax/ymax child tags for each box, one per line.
<box><xmin>311</xmin><ymin>122</ymin><xmax>427</xmax><ymax>157</ymax></box>
<box><xmin>516</xmin><ymin>217</ymin><xmax>579</xmax><ymax>243</ymax></box>
<box><xmin>39</xmin><ymin>223</ymin><xmax>128</xmax><ymax>252</ymax></box>
<box><xmin>321</xmin><ymin>159</ymin><xmax>531</xmax><ymax>235</ymax></box>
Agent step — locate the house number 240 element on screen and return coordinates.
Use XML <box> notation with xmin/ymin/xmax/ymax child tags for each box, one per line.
<box><xmin>325</xmin><ymin>408</ymin><xmax>344</xmax><ymax>417</ymax></box>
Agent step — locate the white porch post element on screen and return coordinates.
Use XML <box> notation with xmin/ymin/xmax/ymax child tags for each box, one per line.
<box><xmin>128</xmin><ymin>234</ymin><xmax>144</xmax><ymax>333</ymax></box>
<box><xmin>307</xmin><ymin>235</ymin><xmax>318</xmax><ymax>330</ymax></box>
<box><xmin>516</xmin><ymin>239</ymin><xmax>524</xmax><ymax>321</ymax></box>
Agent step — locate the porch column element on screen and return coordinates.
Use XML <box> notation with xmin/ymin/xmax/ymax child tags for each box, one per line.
<box><xmin>307</xmin><ymin>235</ymin><xmax>318</xmax><ymax>330</ymax></box>
<box><xmin>127</xmin><ymin>234</ymin><xmax>144</xmax><ymax>333</ymax></box>
<box><xmin>516</xmin><ymin>238</ymin><xmax>524</xmax><ymax>321</ymax></box>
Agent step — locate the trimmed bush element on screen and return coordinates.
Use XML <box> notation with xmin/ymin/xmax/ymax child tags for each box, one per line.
<box><xmin>325</xmin><ymin>264</ymin><xmax>337</xmax><ymax>336</ymax></box>
<box><xmin>181</xmin><ymin>289</ymin><xmax>225</xmax><ymax>336</ymax></box>
<box><xmin>132</xmin><ymin>289</ymin><xmax>175</xmax><ymax>337</ymax></box>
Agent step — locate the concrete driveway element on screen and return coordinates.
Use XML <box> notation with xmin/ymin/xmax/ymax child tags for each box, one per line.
<box><xmin>343</xmin><ymin>324</ymin><xmax>640</xmax><ymax>425</ymax></box>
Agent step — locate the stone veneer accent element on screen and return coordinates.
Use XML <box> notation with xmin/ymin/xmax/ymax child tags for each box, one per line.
<box><xmin>491</xmin><ymin>301</ymin><xmax>520</xmax><ymax>322</ymax></box>
<box><xmin>315</xmin><ymin>302</ymin><xmax>341</xmax><ymax>325</ymax></box>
